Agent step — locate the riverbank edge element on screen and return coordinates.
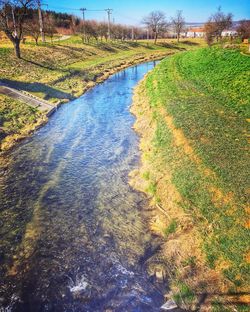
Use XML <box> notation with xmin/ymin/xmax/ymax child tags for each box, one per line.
<box><xmin>129</xmin><ymin>73</ymin><xmax>230</xmax><ymax>311</ymax></box>
<box><xmin>0</xmin><ymin>51</ymin><xmax>173</xmax><ymax>155</ymax></box>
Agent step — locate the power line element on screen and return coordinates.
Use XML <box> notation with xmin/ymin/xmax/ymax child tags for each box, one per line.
<box><xmin>44</xmin><ymin>5</ymin><xmax>111</xmax><ymax>13</ymax></box>
<box><xmin>44</xmin><ymin>5</ymin><xmax>80</xmax><ymax>11</ymax></box>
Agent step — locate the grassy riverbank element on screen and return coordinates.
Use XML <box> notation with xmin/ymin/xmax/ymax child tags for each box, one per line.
<box><xmin>0</xmin><ymin>37</ymin><xmax>204</xmax><ymax>152</ymax></box>
<box><xmin>130</xmin><ymin>47</ymin><xmax>250</xmax><ymax>311</ymax></box>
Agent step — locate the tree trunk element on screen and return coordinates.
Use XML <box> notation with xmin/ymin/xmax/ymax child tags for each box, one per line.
<box><xmin>5</xmin><ymin>33</ymin><xmax>21</xmax><ymax>58</ymax></box>
<box><xmin>177</xmin><ymin>33</ymin><xmax>180</xmax><ymax>43</ymax></box>
<box><xmin>14</xmin><ymin>39</ymin><xmax>21</xmax><ymax>58</ymax></box>
<box><xmin>154</xmin><ymin>32</ymin><xmax>158</xmax><ymax>44</ymax></box>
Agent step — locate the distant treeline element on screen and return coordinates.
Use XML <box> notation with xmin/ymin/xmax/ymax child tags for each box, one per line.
<box><xmin>23</xmin><ymin>8</ymin><xmax>81</xmax><ymax>30</ymax></box>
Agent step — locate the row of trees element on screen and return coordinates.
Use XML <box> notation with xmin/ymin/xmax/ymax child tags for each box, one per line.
<box><xmin>144</xmin><ymin>8</ymin><xmax>250</xmax><ymax>45</ymax></box>
<box><xmin>23</xmin><ymin>13</ymin><xmax>57</xmax><ymax>45</ymax></box>
<box><xmin>77</xmin><ymin>20</ymin><xmax>164</xmax><ymax>43</ymax></box>
<box><xmin>142</xmin><ymin>10</ymin><xmax>185</xmax><ymax>43</ymax></box>
<box><xmin>77</xmin><ymin>20</ymin><xmax>142</xmax><ymax>43</ymax></box>
<box><xmin>81</xmin><ymin>10</ymin><xmax>249</xmax><ymax>46</ymax></box>
<box><xmin>142</xmin><ymin>7</ymin><xmax>250</xmax><ymax>46</ymax></box>
<box><xmin>0</xmin><ymin>0</ymin><xmax>249</xmax><ymax>58</ymax></box>
<box><xmin>0</xmin><ymin>0</ymin><xmax>187</xmax><ymax>58</ymax></box>
<box><xmin>77</xmin><ymin>10</ymin><xmax>186</xmax><ymax>44</ymax></box>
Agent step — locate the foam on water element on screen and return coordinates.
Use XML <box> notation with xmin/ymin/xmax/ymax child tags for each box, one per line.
<box><xmin>68</xmin><ymin>275</ymin><xmax>89</xmax><ymax>293</ymax></box>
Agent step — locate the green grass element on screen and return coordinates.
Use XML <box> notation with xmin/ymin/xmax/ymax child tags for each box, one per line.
<box><xmin>164</xmin><ymin>219</ymin><xmax>178</xmax><ymax>238</ymax></box>
<box><xmin>0</xmin><ymin>94</ymin><xmax>41</xmax><ymax>138</ymax></box>
<box><xmin>146</xmin><ymin>181</ymin><xmax>157</xmax><ymax>195</ymax></box>
<box><xmin>142</xmin><ymin>171</ymin><xmax>150</xmax><ymax>180</ymax></box>
<box><xmin>173</xmin><ymin>282</ymin><xmax>195</xmax><ymax>306</ymax></box>
<box><xmin>142</xmin><ymin>47</ymin><xmax>250</xmax><ymax>292</ymax></box>
<box><xmin>0</xmin><ymin>36</ymin><xmax>204</xmax><ymax>150</ymax></box>
<box><xmin>0</xmin><ymin>36</ymin><xmax>204</xmax><ymax>102</ymax></box>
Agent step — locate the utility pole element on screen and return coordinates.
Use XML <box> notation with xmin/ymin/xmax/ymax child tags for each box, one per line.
<box><xmin>37</xmin><ymin>0</ymin><xmax>45</xmax><ymax>42</ymax></box>
<box><xmin>105</xmin><ymin>8</ymin><xmax>113</xmax><ymax>40</ymax></box>
<box><xmin>80</xmin><ymin>8</ymin><xmax>86</xmax><ymax>42</ymax></box>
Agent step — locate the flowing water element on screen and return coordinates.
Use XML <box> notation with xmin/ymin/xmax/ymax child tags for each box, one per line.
<box><xmin>0</xmin><ymin>61</ymin><xmax>167</xmax><ymax>311</ymax></box>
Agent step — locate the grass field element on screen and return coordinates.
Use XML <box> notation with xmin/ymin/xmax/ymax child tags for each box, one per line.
<box><xmin>131</xmin><ymin>47</ymin><xmax>250</xmax><ymax>310</ymax></box>
<box><xmin>0</xmin><ymin>36</ymin><xmax>204</xmax><ymax>152</ymax></box>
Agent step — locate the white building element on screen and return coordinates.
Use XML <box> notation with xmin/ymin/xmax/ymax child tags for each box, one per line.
<box><xmin>186</xmin><ymin>28</ymin><xmax>205</xmax><ymax>38</ymax></box>
<box><xmin>221</xmin><ymin>29</ymin><xmax>238</xmax><ymax>37</ymax></box>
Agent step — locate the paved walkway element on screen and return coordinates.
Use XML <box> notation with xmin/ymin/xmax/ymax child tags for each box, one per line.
<box><xmin>0</xmin><ymin>84</ymin><xmax>56</xmax><ymax>116</ymax></box>
<box><xmin>54</xmin><ymin>35</ymin><xmax>71</xmax><ymax>42</ymax></box>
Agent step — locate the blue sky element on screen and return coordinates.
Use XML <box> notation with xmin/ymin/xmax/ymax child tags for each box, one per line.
<box><xmin>45</xmin><ymin>0</ymin><xmax>250</xmax><ymax>25</ymax></box>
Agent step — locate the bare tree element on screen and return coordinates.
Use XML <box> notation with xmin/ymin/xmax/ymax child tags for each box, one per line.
<box><xmin>97</xmin><ymin>22</ymin><xmax>108</xmax><ymax>41</ymax></box>
<box><xmin>70</xmin><ymin>15</ymin><xmax>80</xmax><ymax>35</ymax></box>
<box><xmin>204</xmin><ymin>20</ymin><xmax>216</xmax><ymax>46</ymax></box>
<box><xmin>212</xmin><ymin>7</ymin><xmax>233</xmax><ymax>41</ymax></box>
<box><xmin>204</xmin><ymin>8</ymin><xmax>233</xmax><ymax>45</ymax></box>
<box><xmin>112</xmin><ymin>23</ymin><xmax>130</xmax><ymax>41</ymax></box>
<box><xmin>44</xmin><ymin>13</ymin><xmax>57</xmax><ymax>42</ymax></box>
<box><xmin>237</xmin><ymin>20</ymin><xmax>250</xmax><ymax>40</ymax></box>
<box><xmin>78</xmin><ymin>20</ymin><xmax>98</xmax><ymax>43</ymax></box>
<box><xmin>24</xmin><ymin>16</ymin><xmax>40</xmax><ymax>45</ymax></box>
<box><xmin>171</xmin><ymin>10</ymin><xmax>185</xmax><ymax>43</ymax></box>
<box><xmin>142</xmin><ymin>11</ymin><xmax>167</xmax><ymax>44</ymax></box>
<box><xmin>112</xmin><ymin>23</ymin><xmax>123</xmax><ymax>41</ymax></box>
<box><xmin>85</xmin><ymin>20</ymin><xmax>98</xmax><ymax>42</ymax></box>
<box><xmin>0</xmin><ymin>0</ymin><xmax>35</xmax><ymax>58</ymax></box>
<box><xmin>133</xmin><ymin>26</ymin><xmax>142</xmax><ymax>41</ymax></box>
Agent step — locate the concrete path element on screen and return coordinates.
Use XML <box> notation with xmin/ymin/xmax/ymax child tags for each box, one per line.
<box><xmin>0</xmin><ymin>84</ymin><xmax>56</xmax><ymax>116</ymax></box>
<box><xmin>54</xmin><ymin>35</ymin><xmax>71</xmax><ymax>42</ymax></box>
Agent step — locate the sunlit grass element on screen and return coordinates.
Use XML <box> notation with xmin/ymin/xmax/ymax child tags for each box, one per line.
<box><xmin>143</xmin><ymin>47</ymin><xmax>250</xmax><ymax>292</ymax></box>
<box><xmin>0</xmin><ymin>35</ymin><xmax>205</xmax><ymax>150</ymax></box>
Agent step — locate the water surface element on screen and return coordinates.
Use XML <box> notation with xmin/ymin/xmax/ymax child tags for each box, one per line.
<box><xmin>0</xmin><ymin>61</ymin><xmax>165</xmax><ymax>311</ymax></box>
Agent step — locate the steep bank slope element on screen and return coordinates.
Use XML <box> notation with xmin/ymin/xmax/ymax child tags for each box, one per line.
<box><xmin>130</xmin><ymin>47</ymin><xmax>250</xmax><ymax>311</ymax></box>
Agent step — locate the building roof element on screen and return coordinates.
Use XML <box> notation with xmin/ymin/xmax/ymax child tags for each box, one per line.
<box><xmin>188</xmin><ymin>27</ymin><xmax>205</xmax><ymax>32</ymax></box>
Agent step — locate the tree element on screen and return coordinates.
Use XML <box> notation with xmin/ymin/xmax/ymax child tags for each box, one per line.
<box><xmin>0</xmin><ymin>0</ymin><xmax>35</xmax><ymax>58</ymax></box>
<box><xmin>142</xmin><ymin>11</ymin><xmax>167</xmax><ymax>44</ymax></box>
<box><xmin>70</xmin><ymin>15</ymin><xmax>80</xmax><ymax>35</ymax></box>
<box><xmin>78</xmin><ymin>20</ymin><xmax>98</xmax><ymax>43</ymax></box>
<box><xmin>44</xmin><ymin>13</ymin><xmax>57</xmax><ymax>42</ymax></box>
<box><xmin>171</xmin><ymin>10</ymin><xmax>185</xmax><ymax>43</ymax></box>
<box><xmin>212</xmin><ymin>7</ymin><xmax>233</xmax><ymax>40</ymax></box>
<box><xmin>132</xmin><ymin>26</ymin><xmax>142</xmax><ymax>41</ymax></box>
<box><xmin>85</xmin><ymin>21</ymin><xmax>98</xmax><ymax>42</ymax></box>
<box><xmin>204</xmin><ymin>7</ymin><xmax>233</xmax><ymax>45</ymax></box>
<box><xmin>24</xmin><ymin>16</ymin><xmax>40</xmax><ymax>45</ymax></box>
<box><xmin>237</xmin><ymin>20</ymin><xmax>250</xmax><ymax>40</ymax></box>
<box><xmin>97</xmin><ymin>22</ymin><xmax>108</xmax><ymax>41</ymax></box>
<box><xmin>213</xmin><ymin>7</ymin><xmax>232</xmax><ymax>41</ymax></box>
<box><xmin>112</xmin><ymin>23</ymin><xmax>129</xmax><ymax>41</ymax></box>
<box><xmin>204</xmin><ymin>20</ymin><xmax>216</xmax><ymax>46</ymax></box>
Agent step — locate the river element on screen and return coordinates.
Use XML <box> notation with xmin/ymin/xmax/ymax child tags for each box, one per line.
<box><xmin>0</xmin><ymin>61</ymin><xmax>167</xmax><ymax>311</ymax></box>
